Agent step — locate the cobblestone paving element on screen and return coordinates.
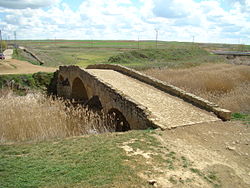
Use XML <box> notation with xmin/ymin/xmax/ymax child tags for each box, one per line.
<box><xmin>87</xmin><ymin>69</ymin><xmax>219</xmax><ymax>129</ymax></box>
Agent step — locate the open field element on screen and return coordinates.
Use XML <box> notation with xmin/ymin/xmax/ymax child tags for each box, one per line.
<box><xmin>14</xmin><ymin>40</ymin><xmax>250</xmax><ymax>69</ymax></box>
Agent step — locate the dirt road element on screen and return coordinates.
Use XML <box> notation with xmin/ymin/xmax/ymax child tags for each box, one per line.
<box><xmin>0</xmin><ymin>49</ymin><xmax>56</xmax><ymax>75</ymax></box>
<box><xmin>0</xmin><ymin>59</ymin><xmax>56</xmax><ymax>75</ymax></box>
<box><xmin>0</xmin><ymin>48</ymin><xmax>56</xmax><ymax>75</ymax></box>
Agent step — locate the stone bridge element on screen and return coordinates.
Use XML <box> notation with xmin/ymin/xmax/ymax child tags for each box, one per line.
<box><xmin>57</xmin><ymin>64</ymin><xmax>231</xmax><ymax>131</ymax></box>
<box><xmin>212</xmin><ymin>51</ymin><xmax>250</xmax><ymax>59</ymax></box>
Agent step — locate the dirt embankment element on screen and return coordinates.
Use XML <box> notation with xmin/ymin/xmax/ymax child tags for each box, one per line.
<box><xmin>0</xmin><ymin>59</ymin><xmax>56</xmax><ymax>75</ymax></box>
<box><xmin>155</xmin><ymin>121</ymin><xmax>250</xmax><ymax>188</ymax></box>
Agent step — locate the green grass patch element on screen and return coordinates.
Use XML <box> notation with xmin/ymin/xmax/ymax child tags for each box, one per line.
<box><xmin>0</xmin><ymin>131</ymin><xmax>158</xmax><ymax>188</ymax></box>
<box><xmin>232</xmin><ymin>113</ymin><xmax>250</xmax><ymax>125</ymax></box>
<box><xmin>0</xmin><ymin>72</ymin><xmax>55</xmax><ymax>94</ymax></box>
<box><xmin>108</xmin><ymin>47</ymin><xmax>209</xmax><ymax>63</ymax></box>
<box><xmin>190</xmin><ymin>168</ymin><xmax>221</xmax><ymax>187</ymax></box>
<box><xmin>181</xmin><ymin>156</ymin><xmax>190</xmax><ymax>168</ymax></box>
<box><xmin>105</xmin><ymin>47</ymin><xmax>223</xmax><ymax>70</ymax></box>
<box><xmin>0</xmin><ymin>128</ymin><xmax>223</xmax><ymax>187</ymax></box>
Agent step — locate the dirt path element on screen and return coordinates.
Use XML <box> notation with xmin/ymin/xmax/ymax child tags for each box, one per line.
<box><xmin>0</xmin><ymin>48</ymin><xmax>56</xmax><ymax>75</ymax></box>
<box><xmin>0</xmin><ymin>59</ymin><xmax>56</xmax><ymax>75</ymax></box>
<box><xmin>152</xmin><ymin>121</ymin><xmax>250</xmax><ymax>187</ymax></box>
<box><xmin>87</xmin><ymin>69</ymin><xmax>219</xmax><ymax>129</ymax></box>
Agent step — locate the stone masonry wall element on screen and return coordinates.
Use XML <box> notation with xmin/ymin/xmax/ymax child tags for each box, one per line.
<box><xmin>57</xmin><ymin>66</ymin><xmax>162</xmax><ymax>130</ymax></box>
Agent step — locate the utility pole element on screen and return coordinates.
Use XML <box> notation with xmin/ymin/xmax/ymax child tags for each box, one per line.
<box><xmin>192</xmin><ymin>36</ymin><xmax>195</xmax><ymax>43</ymax></box>
<box><xmin>137</xmin><ymin>34</ymin><xmax>140</xmax><ymax>49</ymax></box>
<box><xmin>155</xmin><ymin>29</ymin><xmax>158</xmax><ymax>49</ymax></box>
<box><xmin>0</xmin><ymin>30</ymin><xmax>2</xmax><ymax>53</ymax></box>
<box><xmin>14</xmin><ymin>31</ymin><xmax>17</xmax><ymax>49</ymax></box>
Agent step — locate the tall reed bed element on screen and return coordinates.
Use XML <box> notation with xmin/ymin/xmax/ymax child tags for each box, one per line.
<box><xmin>0</xmin><ymin>90</ymin><xmax>114</xmax><ymax>142</ymax></box>
<box><xmin>143</xmin><ymin>64</ymin><xmax>250</xmax><ymax>112</ymax></box>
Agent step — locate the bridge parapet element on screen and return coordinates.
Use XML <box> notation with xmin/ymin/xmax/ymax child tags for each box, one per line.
<box><xmin>86</xmin><ymin>64</ymin><xmax>231</xmax><ymax>121</ymax></box>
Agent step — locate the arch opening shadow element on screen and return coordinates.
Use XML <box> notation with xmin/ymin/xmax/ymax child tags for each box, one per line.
<box><xmin>108</xmin><ymin>108</ymin><xmax>131</xmax><ymax>132</ymax></box>
<box><xmin>85</xmin><ymin>96</ymin><xmax>103</xmax><ymax>111</ymax></box>
<box><xmin>71</xmin><ymin>77</ymin><xmax>88</xmax><ymax>102</ymax></box>
<box><xmin>59</xmin><ymin>75</ymin><xmax>64</xmax><ymax>82</ymax></box>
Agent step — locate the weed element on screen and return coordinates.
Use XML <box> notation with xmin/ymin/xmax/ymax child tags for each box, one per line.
<box><xmin>190</xmin><ymin>168</ymin><xmax>202</xmax><ymax>176</ymax></box>
<box><xmin>144</xmin><ymin>127</ymin><xmax>156</xmax><ymax>134</ymax></box>
<box><xmin>181</xmin><ymin>156</ymin><xmax>190</xmax><ymax>168</ymax></box>
<box><xmin>165</xmin><ymin>152</ymin><xmax>177</xmax><ymax>170</ymax></box>
<box><xmin>167</xmin><ymin>151</ymin><xmax>176</xmax><ymax>158</ymax></box>
<box><xmin>190</xmin><ymin>168</ymin><xmax>221</xmax><ymax>187</ymax></box>
<box><xmin>169</xmin><ymin>176</ymin><xmax>178</xmax><ymax>184</ymax></box>
<box><xmin>232</xmin><ymin>113</ymin><xmax>250</xmax><ymax>125</ymax></box>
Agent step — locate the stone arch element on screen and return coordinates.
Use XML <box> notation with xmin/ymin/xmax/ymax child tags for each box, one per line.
<box><xmin>108</xmin><ymin>108</ymin><xmax>130</xmax><ymax>132</ymax></box>
<box><xmin>71</xmin><ymin>77</ymin><xmax>89</xmax><ymax>102</ymax></box>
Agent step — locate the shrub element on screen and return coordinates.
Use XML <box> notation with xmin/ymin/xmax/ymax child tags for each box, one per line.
<box><xmin>107</xmin><ymin>47</ymin><xmax>209</xmax><ymax>64</ymax></box>
<box><xmin>0</xmin><ymin>41</ymin><xmax>7</xmax><ymax>51</ymax></box>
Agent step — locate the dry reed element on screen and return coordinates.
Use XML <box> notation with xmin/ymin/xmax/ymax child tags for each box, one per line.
<box><xmin>0</xmin><ymin>90</ymin><xmax>114</xmax><ymax>142</ymax></box>
<box><xmin>143</xmin><ymin>64</ymin><xmax>250</xmax><ymax>112</ymax></box>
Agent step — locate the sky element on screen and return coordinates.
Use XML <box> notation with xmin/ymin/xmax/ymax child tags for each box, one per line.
<box><xmin>0</xmin><ymin>0</ymin><xmax>249</xmax><ymax>44</ymax></box>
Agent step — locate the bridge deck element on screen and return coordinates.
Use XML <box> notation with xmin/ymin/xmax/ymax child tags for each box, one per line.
<box><xmin>87</xmin><ymin>69</ymin><xmax>219</xmax><ymax>129</ymax></box>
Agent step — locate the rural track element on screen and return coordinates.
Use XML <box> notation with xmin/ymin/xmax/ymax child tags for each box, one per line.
<box><xmin>0</xmin><ymin>49</ymin><xmax>56</xmax><ymax>75</ymax></box>
<box><xmin>87</xmin><ymin>69</ymin><xmax>219</xmax><ymax>129</ymax></box>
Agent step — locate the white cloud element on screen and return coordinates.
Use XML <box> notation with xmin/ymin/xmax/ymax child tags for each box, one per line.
<box><xmin>0</xmin><ymin>0</ymin><xmax>249</xmax><ymax>44</ymax></box>
<box><xmin>0</xmin><ymin>0</ymin><xmax>59</xmax><ymax>9</ymax></box>
<box><xmin>153</xmin><ymin>0</ymin><xmax>197</xmax><ymax>18</ymax></box>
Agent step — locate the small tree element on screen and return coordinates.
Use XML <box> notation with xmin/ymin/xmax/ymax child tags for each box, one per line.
<box><xmin>0</xmin><ymin>41</ymin><xmax>7</xmax><ymax>51</ymax></box>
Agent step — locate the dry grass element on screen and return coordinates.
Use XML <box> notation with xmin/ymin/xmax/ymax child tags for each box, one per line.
<box><xmin>143</xmin><ymin>64</ymin><xmax>250</xmax><ymax>113</ymax></box>
<box><xmin>0</xmin><ymin>90</ymin><xmax>114</xmax><ymax>142</ymax></box>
